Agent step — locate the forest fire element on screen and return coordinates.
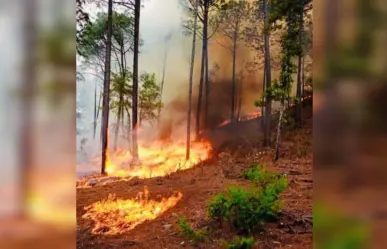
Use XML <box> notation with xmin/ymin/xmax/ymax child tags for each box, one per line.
<box><xmin>82</xmin><ymin>187</ymin><xmax>183</xmax><ymax>235</ymax></box>
<box><xmin>104</xmin><ymin>140</ymin><xmax>212</xmax><ymax>178</ymax></box>
<box><xmin>217</xmin><ymin>111</ymin><xmax>262</xmax><ymax>127</ymax></box>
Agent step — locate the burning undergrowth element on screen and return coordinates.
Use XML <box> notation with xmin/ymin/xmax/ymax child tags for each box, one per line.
<box><xmin>104</xmin><ymin>139</ymin><xmax>212</xmax><ymax>178</ymax></box>
<box><xmin>82</xmin><ymin>187</ymin><xmax>183</xmax><ymax>235</ymax></box>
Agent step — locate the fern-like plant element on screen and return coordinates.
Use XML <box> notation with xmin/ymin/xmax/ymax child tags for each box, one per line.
<box><xmin>221</xmin><ymin>236</ymin><xmax>255</xmax><ymax>249</ymax></box>
<box><xmin>244</xmin><ymin>164</ymin><xmax>286</xmax><ymax>188</ymax></box>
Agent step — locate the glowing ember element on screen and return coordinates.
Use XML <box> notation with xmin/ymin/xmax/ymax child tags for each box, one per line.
<box><xmin>217</xmin><ymin>119</ymin><xmax>231</xmax><ymax>127</ymax></box>
<box><xmin>82</xmin><ymin>187</ymin><xmax>183</xmax><ymax>235</ymax></box>
<box><xmin>240</xmin><ymin>111</ymin><xmax>261</xmax><ymax>121</ymax></box>
<box><xmin>104</xmin><ymin>140</ymin><xmax>212</xmax><ymax>178</ymax></box>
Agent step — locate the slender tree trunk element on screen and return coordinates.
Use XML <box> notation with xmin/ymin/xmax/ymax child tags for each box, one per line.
<box><xmin>274</xmin><ymin>104</ymin><xmax>285</xmax><ymax>160</ymax></box>
<box><xmin>186</xmin><ymin>0</ymin><xmax>199</xmax><ymax>160</ymax></box>
<box><xmin>20</xmin><ymin>0</ymin><xmax>37</xmax><ymax>218</ymax></box>
<box><xmin>127</xmin><ymin>109</ymin><xmax>132</xmax><ymax>154</ymax></box>
<box><xmin>114</xmin><ymin>46</ymin><xmax>126</xmax><ymax>151</ymax></box>
<box><xmin>231</xmin><ymin>26</ymin><xmax>238</xmax><ymax>120</ymax></box>
<box><xmin>131</xmin><ymin>0</ymin><xmax>141</xmax><ymax>164</ymax></box>
<box><xmin>204</xmin><ymin>40</ymin><xmax>209</xmax><ymax>130</ymax></box>
<box><xmin>97</xmin><ymin>91</ymin><xmax>102</xmax><ymax>143</ymax></box>
<box><xmin>263</xmin><ymin>0</ymin><xmax>272</xmax><ymax>147</ymax></box>
<box><xmin>93</xmin><ymin>83</ymin><xmax>97</xmax><ymax>139</ymax></box>
<box><xmin>158</xmin><ymin>44</ymin><xmax>168</xmax><ymax>126</ymax></box>
<box><xmin>195</xmin><ymin>25</ymin><xmax>206</xmax><ymax>139</ymax></box>
<box><xmin>101</xmin><ymin>0</ymin><xmax>113</xmax><ymax>175</ymax></box>
<box><xmin>296</xmin><ymin>8</ymin><xmax>304</xmax><ymax>128</ymax></box>
<box><xmin>261</xmin><ymin>65</ymin><xmax>266</xmax><ymax>130</ymax></box>
<box><xmin>114</xmin><ymin>103</ymin><xmax>122</xmax><ymax>150</ymax></box>
<box><xmin>302</xmin><ymin>56</ymin><xmax>305</xmax><ymax>98</ymax></box>
<box><xmin>203</xmin><ymin>5</ymin><xmax>209</xmax><ymax>130</ymax></box>
<box><xmin>237</xmin><ymin>70</ymin><xmax>243</xmax><ymax>121</ymax></box>
<box><xmin>120</xmin><ymin>105</ymin><xmax>124</xmax><ymax>133</ymax></box>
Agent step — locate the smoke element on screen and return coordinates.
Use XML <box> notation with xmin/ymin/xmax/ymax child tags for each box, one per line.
<box><xmin>157</xmin><ymin>31</ymin><xmax>264</xmax><ymax>138</ymax></box>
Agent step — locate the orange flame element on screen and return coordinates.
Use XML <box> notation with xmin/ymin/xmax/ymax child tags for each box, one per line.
<box><xmin>217</xmin><ymin>111</ymin><xmax>262</xmax><ymax>127</ymax></box>
<box><xmin>217</xmin><ymin>119</ymin><xmax>231</xmax><ymax>127</ymax></box>
<box><xmin>82</xmin><ymin>187</ymin><xmax>183</xmax><ymax>235</ymax></box>
<box><xmin>104</xmin><ymin>140</ymin><xmax>212</xmax><ymax>178</ymax></box>
<box><xmin>241</xmin><ymin>111</ymin><xmax>261</xmax><ymax>121</ymax></box>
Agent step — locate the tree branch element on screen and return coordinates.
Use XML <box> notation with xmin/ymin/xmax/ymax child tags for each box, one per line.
<box><xmin>83</xmin><ymin>72</ymin><xmax>105</xmax><ymax>82</ymax></box>
<box><xmin>214</xmin><ymin>39</ymin><xmax>233</xmax><ymax>53</ymax></box>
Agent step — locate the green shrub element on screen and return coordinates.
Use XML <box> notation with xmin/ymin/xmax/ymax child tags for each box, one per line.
<box><xmin>178</xmin><ymin>216</ymin><xmax>208</xmax><ymax>243</ymax></box>
<box><xmin>244</xmin><ymin>164</ymin><xmax>287</xmax><ymax>189</ymax></box>
<box><xmin>244</xmin><ymin>165</ymin><xmax>277</xmax><ymax>186</ymax></box>
<box><xmin>221</xmin><ymin>236</ymin><xmax>255</xmax><ymax>249</ymax></box>
<box><xmin>208</xmin><ymin>179</ymin><xmax>287</xmax><ymax>233</ymax></box>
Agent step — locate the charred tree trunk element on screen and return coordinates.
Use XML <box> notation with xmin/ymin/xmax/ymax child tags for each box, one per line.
<box><xmin>126</xmin><ymin>107</ymin><xmax>132</xmax><ymax>154</ymax></box>
<box><xmin>204</xmin><ymin>39</ymin><xmax>209</xmax><ymax>130</ymax></box>
<box><xmin>195</xmin><ymin>23</ymin><xmax>206</xmax><ymax>139</ymax></box>
<box><xmin>230</xmin><ymin>25</ymin><xmax>238</xmax><ymax>121</ymax></box>
<box><xmin>131</xmin><ymin>0</ymin><xmax>141</xmax><ymax>164</ymax></box>
<box><xmin>101</xmin><ymin>0</ymin><xmax>113</xmax><ymax>175</ymax></box>
<box><xmin>263</xmin><ymin>0</ymin><xmax>272</xmax><ymax>147</ymax></box>
<box><xmin>203</xmin><ymin>4</ymin><xmax>209</xmax><ymax>130</ymax></box>
<box><xmin>186</xmin><ymin>0</ymin><xmax>199</xmax><ymax>160</ymax></box>
<box><xmin>295</xmin><ymin>8</ymin><xmax>304</xmax><ymax>128</ymax></box>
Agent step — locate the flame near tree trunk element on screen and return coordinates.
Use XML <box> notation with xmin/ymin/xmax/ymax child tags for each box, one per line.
<box><xmin>102</xmin><ymin>140</ymin><xmax>212</xmax><ymax>179</ymax></box>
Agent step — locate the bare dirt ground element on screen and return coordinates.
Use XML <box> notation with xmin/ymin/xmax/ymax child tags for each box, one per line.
<box><xmin>76</xmin><ymin>107</ymin><xmax>313</xmax><ymax>249</ymax></box>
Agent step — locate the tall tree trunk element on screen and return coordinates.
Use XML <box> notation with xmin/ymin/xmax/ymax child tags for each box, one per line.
<box><xmin>186</xmin><ymin>0</ymin><xmax>199</xmax><ymax>160</ymax></box>
<box><xmin>114</xmin><ymin>46</ymin><xmax>126</xmax><ymax>151</ymax></box>
<box><xmin>93</xmin><ymin>82</ymin><xmax>97</xmax><ymax>139</ymax></box>
<box><xmin>261</xmin><ymin>65</ymin><xmax>266</xmax><ymax>130</ymax></box>
<box><xmin>131</xmin><ymin>0</ymin><xmax>141</xmax><ymax>164</ymax></box>
<box><xmin>20</xmin><ymin>0</ymin><xmax>37</xmax><ymax>217</ymax></box>
<box><xmin>237</xmin><ymin>70</ymin><xmax>243</xmax><ymax>121</ymax></box>
<box><xmin>302</xmin><ymin>56</ymin><xmax>305</xmax><ymax>98</ymax></box>
<box><xmin>195</xmin><ymin>24</ymin><xmax>206</xmax><ymax>139</ymax></box>
<box><xmin>114</xmin><ymin>102</ymin><xmax>122</xmax><ymax>151</ymax></box>
<box><xmin>295</xmin><ymin>8</ymin><xmax>304</xmax><ymax>128</ymax></box>
<box><xmin>231</xmin><ymin>26</ymin><xmax>238</xmax><ymax>120</ymax></box>
<box><xmin>120</xmin><ymin>104</ymin><xmax>124</xmax><ymax>133</ymax></box>
<box><xmin>126</xmin><ymin>107</ymin><xmax>132</xmax><ymax>154</ymax></box>
<box><xmin>97</xmin><ymin>91</ymin><xmax>102</xmax><ymax>143</ymax></box>
<box><xmin>274</xmin><ymin>104</ymin><xmax>285</xmax><ymax>160</ymax></box>
<box><xmin>101</xmin><ymin>0</ymin><xmax>113</xmax><ymax>175</ymax></box>
<box><xmin>263</xmin><ymin>0</ymin><xmax>272</xmax><ymax>147</ymax></box>
<box><xmin>204</xmin><ymin>40</ymin><xmax>209</xmax><ymax>130</ymax></box>
<box><xmin>158</xmin><ymin>44</ymin><xmax>168</xmax><ymax>126</ymax></box>
<box><xmin>203</xmin><ymin>5</ymin><xmax>209</xmax><ymax>130</ymax></box>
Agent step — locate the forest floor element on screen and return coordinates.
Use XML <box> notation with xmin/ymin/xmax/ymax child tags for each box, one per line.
<box><xmin>76</xmin><ymin>106</ymin><xmax>313</xmax><ymax>249</ymax></box>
